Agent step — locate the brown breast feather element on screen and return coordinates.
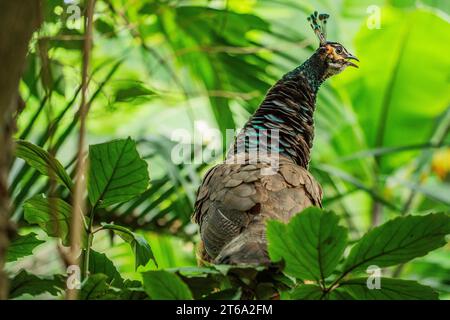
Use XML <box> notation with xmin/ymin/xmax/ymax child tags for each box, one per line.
<box><xmin>192</xmin><ymin>155</ymin><xmax>322</xmax><ymax>265</ymax></box>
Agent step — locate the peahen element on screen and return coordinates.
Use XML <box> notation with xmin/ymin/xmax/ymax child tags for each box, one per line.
<box><xmin>193</xmin><ymin>12</ymin><xmax>358</xmax><ymax>265</ymax></box>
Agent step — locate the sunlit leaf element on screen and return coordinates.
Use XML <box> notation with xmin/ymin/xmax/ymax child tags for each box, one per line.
<box><xmin>339</xmin><ymin>8</ymin><xmax>450</xmax><ymax>172</ymax></box>
<box><xmin>101</xmin><ymin>223</ymin><xmax>157</xmax><ymax>270</ymax></box>
<box><xmin>23</xmin><ymin>194</ymin><xmax>75</xmax><ymax>246</ymax></box>
<box><xmin>88</xmin><ymin>137</ymin><xmax>150</xmax><ymax>208</ymax></box>
<box><xmin>15</xmin><ymin>139</ymin><xmax>73</xmax><ymax>191</ymax></box>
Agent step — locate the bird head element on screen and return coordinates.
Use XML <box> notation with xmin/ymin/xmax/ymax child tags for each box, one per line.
<box><xmin>308</xmin><ymin>12</ymin><xmax>359</xmax><ymax>76</ymax></box>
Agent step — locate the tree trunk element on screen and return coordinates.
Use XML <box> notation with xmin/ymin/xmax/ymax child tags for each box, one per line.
<box><xmin>0</xmin><ymin>0</ymin><xmax>42</xmax><ymax>300</ymax></box>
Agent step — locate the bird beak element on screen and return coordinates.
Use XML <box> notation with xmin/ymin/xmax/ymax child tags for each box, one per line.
<box><xmin>345</xmin><ymin>53</ymin><xmax>359</xmax><ymax>68</ymax></box>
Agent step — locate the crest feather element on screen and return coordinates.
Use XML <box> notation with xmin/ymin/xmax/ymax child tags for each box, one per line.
<box><xmin>307</xmin><ymin>11</ymin><xmax>329</xmax><ymax>46</ymax></box>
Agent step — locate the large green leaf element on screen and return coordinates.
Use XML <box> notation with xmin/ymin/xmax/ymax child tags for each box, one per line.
<box><xmin>7</xmin><ymin>232</ymin><xmax>45</xmax><ymax>262</ymax></box>
<box><xmin>88</xmin><ymin>138</ymin><xmax>150</xmax><ymax>208</ymax></box>
<box><xmin>338</xmin><ymin>8</ymin><xmax>450</xmax><ymax>172</ymax></box>
<box><xmin>142</xmin><ymin>270</ymin><xmax>193</xmax><ymax>300</ymax></box>
<box><xmin>101</xmin><ymin>223</ymin><xmax>157</xmax><ymax>270</ymax></box>
<box><xmin>15</xmin><ymin>139</ymin><xmax>73</xmax><ymax>191</ymax></box>
<box><xmin>343</xmin><ymin>213</ymin><xmax>450</xmax><ymax>274</ymax></box>
<box><xmin>338</xmin><ymin>278</ymin><xmax>439</xmax><ymax>300</ymax></box>
<box><xmin>9</xmin><ymin>270</ymin><xmax>65</xmax><ymax>299</ymax></box>
<box><xmin>85</xmin><ymin>250</ymin><xmax>124</xmax><ymax>287</ymax></box>
<box><xmin>267</xmin><ymin>207</ymin><xmax>348</xmax><ymax>281</ymax></box>
<box><xmin>289</xmin><ymin>285</ymin><xmax>323</xmax><ymax>300</ymax></box>
<box><xmin>23</xmin><ymin>194</ymin><xmax>75</xmax><ymax>246</ymax></box>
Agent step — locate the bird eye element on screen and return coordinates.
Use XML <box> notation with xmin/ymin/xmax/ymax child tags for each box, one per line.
<box><xmin>335</xmin><ymin>47</ymin><xmax>343</xmax><ymax>54</ymax></box>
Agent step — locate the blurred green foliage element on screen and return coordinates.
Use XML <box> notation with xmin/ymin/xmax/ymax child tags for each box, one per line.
<box><xmin>5</xmin><ymin>0</ymin><xmax>450</xmax><ymax>299</ymax></box>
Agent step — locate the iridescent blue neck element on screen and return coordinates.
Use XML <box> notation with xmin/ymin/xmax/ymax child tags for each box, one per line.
<box><xmin>283</xmin><ymin>51</ymin><xmax>327</xmax><ymax>94</ymax></box>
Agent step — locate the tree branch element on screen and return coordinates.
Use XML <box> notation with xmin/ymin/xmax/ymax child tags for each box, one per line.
<box><xmin>0</xmin><ymin>0</ymin><xmax>42</xmax><ymax>300</ymax></box>
<box><xmin>67</xmin><ymin>0</ymin><xmax>96</xmax><ymax>300</ymax></box>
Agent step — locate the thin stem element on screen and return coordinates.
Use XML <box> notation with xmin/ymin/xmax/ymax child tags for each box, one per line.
<box><xmin>319</xmin><ymin>265</ymin><xmax>357</xmax><ymax>299</ymax></box>
<box><xmin>82</xmin><ymin>205</ymin><xmax>97</xmax><ymax>279</ymax></box>
<box><xmin>68</xmin><ymin>0</ymin><xmax>96</xmax><ymax>300</ymax></box>
<box><xmin>92</xmin><ymin>226</ymin><xmax>105</xmax><ymax>234</ymax></box>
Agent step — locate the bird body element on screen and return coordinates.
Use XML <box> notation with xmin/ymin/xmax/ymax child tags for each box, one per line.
<box><xmin>194</xmin><ymin>154</ymin><xmax>322</xmax><ymax>264</ymax></box>
<box><xmin>193</xmin><ymin>12</ymin><xmax>358</xmax><ymax>265</ymax></box>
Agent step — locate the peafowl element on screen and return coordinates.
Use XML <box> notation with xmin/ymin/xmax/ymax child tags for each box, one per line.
<box><xmin>193</xmin><ymin>12</ymin><xmax>358</xmax><ymax>265</ymax></box>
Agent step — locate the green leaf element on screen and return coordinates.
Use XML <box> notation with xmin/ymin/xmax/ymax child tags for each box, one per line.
<box><xmin>132</xmin><ymin>234</ymin><xmax>156</xmax><ymax>269</ymax></box>
<box><xmin>338</xmin><ymin>278</ymin><xmax>439</xmax><ymax>300</ymax></box>
<box><xmin>85</xmin><ymin>250</ymin><xmax>124</xmax><ymax>287</ymax></box>
<box><xmin>7</xmin><ymin>233</ymin><xmax>45</xmax><ymax>262</ymax></box>
<box><xmin>9</xmin><ymin>270</ymin><xmax>65</xmax><ymax>299</ymax></box>
<box><xmin>79</xmin><ymin>274</ymin><xmax>111</xmax><ymax>300</ymax></box>
<box><xmin>142</xmin><ymin>270</ymin><xmax>193</xmax><ymax>300</ymax></box>
<box><xmin>338</xmin><ymin>8</ymin><xmax>450</xmax><ymax>173</ymax></box>
<box><xmin>288</xmin><ymin>285</ymin><xmax>354</xmax><ymax>300</ymax></box>
<box><xmin>343</xmin><ymin>213</ymin><xmax>450</xmax><ymax>274</ymax></box>
<box><xmin>114</xmin><ymin>82</ymin><xmax>156</xmax><ymax>103</ymax></box>
<box><xmin>80</xmin><ymin>275</ymin><xmax>145</xmax><ymax>300</ymax></box>
<box><xmin>88</xmin><ymin>138</ymin><xmax>150</xmax><ymax>208</ymax></box>
<box><xmin>23</xmin><ymin>194</ymin><xmax>74</xmax><ymax>246</ymax></box>
<box><xmin>175</xmin><ymin>268</ymin><xmax>225</xmax><ymax>300</ymax></box>
<box><xmin>95</xmin><ymin>18</ymin><xmax>116</xmax><ymax>37</ymax></box>
<box><xmin>15</xmin><ymin>139</ymin><xmax>73</xmax><ymax>191</ymax></box>
<box><xmin>117</xmin><ymin>280</ymin><xmax>148</xmax><ymax>300</ymax></box>
<box><xmin>326</xmin><ymin>289</ymin><xmax>355</xmax><ymax>300</ymax></box>
<box><xmin>289</xmin><ymin>285</ymin><xmax>324</xmax><ymax>300</ymax></box>
<box><xmin>267</xmin><ymin>207</ymin><xmax>348</xmax><ymax>281</ymax></box>
<box><xmin>101</xmin><ymin>223</ymin><xmax>157</xmax><ymax>270</ymax></box>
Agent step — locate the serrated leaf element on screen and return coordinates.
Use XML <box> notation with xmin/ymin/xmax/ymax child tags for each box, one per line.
<box><xmin>85</xmin><ymin>250</ymin><xmax>124</xmax><ymax>287</ymax></box>
<box><xmin>88</xmin><ymin>138</ymin><xmax>150</xmax><ymax>208</ymax></box>
<box><xmin>267</xmin><ymin>207</ymin><xmax>348</xmax><ymax>281</ymax></box>
<box><xmin>338</xmin><ymin>278</ymin><xmax>439</xmax><ymax>300</ymax></box>
<box><xmin>9</xmin><ymin>270</ymin><xmax>65</xmax><ymax>299</ymax></box>
<box><xmin>101</xmin><ymin>223</ymin><xmax>157</xmax><ymax>270</ymax></box>
<box><xmin>142</xmin><ymin>270</ymin><xmax>193</xmax><ymax>300</ymax></box>
<box><xmin>23</xmin><ymin>194</ymin><xmax>74</xmax><ymax>246</ymax></box>
<box><xmin>344</xmin><ymin>213</ymin><xmax>450</xmax><ymax>274</ymax></box>
<box><xmin>15</xmin><ymin>139</ymin><xmax>73</xmax><ymax>191</ymax></box>
<box><xmin>7</xmin><ymin>232</ymin><xmax>45</xmax><ymax>262</ymax></box>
